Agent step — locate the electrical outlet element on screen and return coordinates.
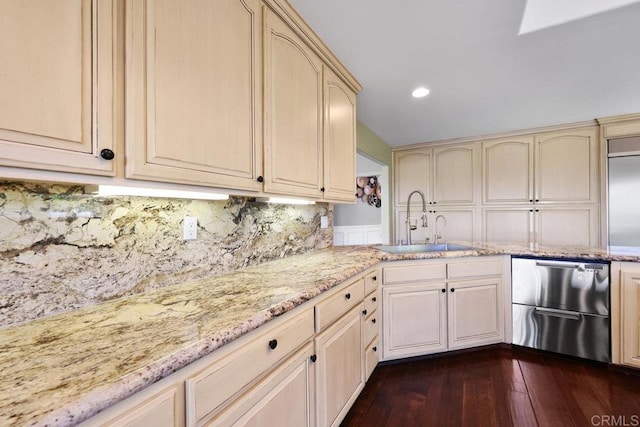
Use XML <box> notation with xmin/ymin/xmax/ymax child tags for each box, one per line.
<box><xmin>320</xmin><ymin>216</ymin><xmax>329</xmax><ymax>229</ymax></box>
<box><xmin>183</xmin><ymin>216</ymin><xmax>198</xmax><ymax>240</ymax></box>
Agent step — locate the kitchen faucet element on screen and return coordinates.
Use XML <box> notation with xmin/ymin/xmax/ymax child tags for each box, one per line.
<box><xmin>405</xmin><ymin>190</ymin><xmax>428</xmax><ymax>245</ymax></box>
<box><xmin>434</xmin><ymin>214</ymin><xmax>447</xmax><ymax>244</ymax></box>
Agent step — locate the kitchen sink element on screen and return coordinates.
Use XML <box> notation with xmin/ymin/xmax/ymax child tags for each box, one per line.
<box><xmin>377</xmin><ymin>243</ymin><xmax>475</xmax><ymax>254</ymax></box>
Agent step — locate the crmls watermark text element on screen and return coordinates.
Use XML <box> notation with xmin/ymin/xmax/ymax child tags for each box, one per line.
<box><xmin>591</xmin><ymin>415</ymin><xmax>640</xmax><ymax>426</ymax></box>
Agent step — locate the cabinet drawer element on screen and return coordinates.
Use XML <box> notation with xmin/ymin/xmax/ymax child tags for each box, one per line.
<box><xmin>365</xmin><ymin>340</ymin><xmax>379</xmax><ymax>381</ymax></box>
<box><xmin>364</xmin><ymin>271</ymin><xmax>379</xmax><ymax>295</ymax></box>
<box><xmin>447</xmin><ymin>259</ymin><xmax>504</xmax><ymax>280</ymax></box>
<box><xmin>315</xmin><ymin>279</ymin><xmax>365</xmax><ymax>332</ymax></box>
<box><xmin>186</xmin><ymin>308</ymin><xmax>314</xmax><ymax>425</ymax></box>
<box><xmin>364</xmin><ymin>290</ymin><xmax>379</xmax><ymax>315</ymax></box>
<box><xmin>364</xmin><ymin>313</ymin><xmax>379</xmax><ymax>347</ymax></box>
<box><xmin>383</xmin><ymin>263</ymin><xmax>446</xmax><ymax>284</ymax></box>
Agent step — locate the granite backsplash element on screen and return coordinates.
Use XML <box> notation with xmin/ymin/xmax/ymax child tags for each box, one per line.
<box><xmin>0</xmin><ymin>181</ymin><xmax>333</xmax><ymax>328</ymax></box>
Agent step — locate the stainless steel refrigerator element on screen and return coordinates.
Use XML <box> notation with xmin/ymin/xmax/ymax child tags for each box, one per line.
<box><xmin>608</xmin><ymin>136</ymin><xmax>640</xmax><ymax>246</ymax></box>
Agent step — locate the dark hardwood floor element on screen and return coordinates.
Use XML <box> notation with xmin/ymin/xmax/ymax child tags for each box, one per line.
<box><xmin>341</xmin><ymin>346</ymin><xmax>640</xmax><ymax>427</ymax></box>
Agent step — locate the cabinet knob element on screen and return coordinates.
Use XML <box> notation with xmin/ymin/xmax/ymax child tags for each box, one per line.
<box><xmin>362</xmin><ymin>309</ymin><xmax>368</xmax><ymax>316</ymax></box>
<box><xmin>373</xmin><ymin>346</ymin><xmax>377</xmax><ymax>352</ymax></box>
<box><xmin>372</xmin><ymin>276</ymin><xmax>377</xmax><ymax>281</ymax></box>
<box><xmin>529</xmin><ymin>199</ymin><xmax>533</xmax><ymax>203</ymax></box>
<box><xmin>310</xmin><ymin>354</ymin><xmax>317</xmax><ymax>363</ymax></box>
<box><xmin>372</xmin><ymin>318</ymin><xmax>376</xmax><ymax>324</ymax></box>
<box><xmin>257</xmin><ymin>175</ymin><xmax>264</xmax><ymax>183</ymax></box>
<box><xmin>535</xmin><ymin>209</ymin><xmax>539</xmax><ymax>212</ymax></box>
<box><xmin>441</xmin><ymin>288</ymin><xmax>446</xmax><ymax>293</ymax></box>
<box><xmin>320</xmin><ymin>187</ymin><xmax>325</xmax><ymax>192</ymax></box>
<box><xmin>372</xmin><ymin>297</ymin><xmax>377</xmax><ymax>302</ymax></box>
<box><xmin>535</xmin><ymin>199</ymin><xmax>539</xmax><ymax>202</ymax></box>
<box><xmin>529</xmin><ymin>209</ymin><xmax>533</xmax><ymax>212</ymax></box>
<box><xmin>433</xmin><ymin>201</ymin><xmax>437</xmax><ymax>205</ymax></box>
<box><xmin>268</xmin><ymin>339</ymin><xmax>278</xmax><ymax>350</ymax></box>
<box><xmin>345</xmin><ymin>293</ymin><xmax>351</xmax><ymax>300</ymax></box>
<box><xmin>450</xmin><ymin>288</ymin><xmax>455</xmax><ymax>293</ymax></box>
<box><xmin>100</xmin><ymin>148</ymin><xmax>115</xmax><ymax>160</ymax></box>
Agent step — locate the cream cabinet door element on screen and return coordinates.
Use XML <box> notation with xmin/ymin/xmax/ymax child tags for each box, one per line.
<box><xmin>534</xmin><ymin>127</ymin><xmax>599</xmax><ymax>203</ymax></box>
<box><xmin>382</xmin><ymin>282</ymin><xmax>447</xmax><ymax>360</ymax></box>
<box><xmin>430</xmin><ymin>208</ymin><xmax>479</xmax><ymax>243</ymax></box>
<box><xmin>209</xmin><ymin>344</ymin><xmax>315</xmax><ymax>427</ymax></box>
<box><xmin>395</xmin><ymin>207</ymin><xmax>477</xmax><ymax>244</ymax></box>
<box><xmin>433</xmin><ymin>144</ymin><xmax>478</xmax><ymax>205</ymax></box>
<box><xmin>323</xmin><ymin>66</ymin><xmax>356</xmax><ymax>202</ymax></box>
<box><xmin>482</xmin><ymin>208</ymin><xmax>533</xmax><ymax>244</ymax></box>
<box><xmin>0</xmin><ymin>0</ymin><xmax>115</xmax><ymax>175</ymax></box>
<box><xmin>315</xmin><ymin>305</ymin><xmax>364</xmax><ymax>427</ymax></box>
<box><xmin>126</xmin><ymin>0</ymin><xmax>262</xmax><ymax>191</ymax></box>
<box><xmin>482</xmin><ymin>136</ymin><xmax>534</xmax><ymax>204</ymax></box>
<box><xmin>263</xmin><ymin>8</ymin><xmax>323</xmax><ymax>198</ymax></box>
<box><xmin>535</xmin><ymin>206</ymin><xmax>599</xmax><ymax>246</ymax></box>
<box><xmin>621</xmin><ymin>270</ymin><xmax>640</xmax><ymax>369</ymax></box>
<box><xmin>447</xmin><ymin>279</ymin><xmax>503</xmax><ymax>350</ymax></box>
<box><xmin>394</xmin><ymin>149</ymin><xmax>432</xmax><ymax>207</ymax></box>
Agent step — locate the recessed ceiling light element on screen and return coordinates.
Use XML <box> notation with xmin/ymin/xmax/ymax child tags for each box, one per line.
<box><xmin>411</xmin><ymin>87</ymin><xmax>430</xmax><ymax>98</ymax></box>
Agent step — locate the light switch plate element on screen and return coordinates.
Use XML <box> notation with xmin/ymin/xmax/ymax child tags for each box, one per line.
<box><xmin>320</xmin><ymin>216</ymin><xmax>329</xmax><ymax>229</ymax></box>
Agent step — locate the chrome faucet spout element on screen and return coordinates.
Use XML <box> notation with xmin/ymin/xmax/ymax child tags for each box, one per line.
<box><xmin>434</xmin><ymin>214</ymin><xmax>447</xmax><ymax>244</ymax></box>
<box><xmin>406</xmin><ymin>190</ymin><xmax>428</xmax><ymax>245</ymax></box>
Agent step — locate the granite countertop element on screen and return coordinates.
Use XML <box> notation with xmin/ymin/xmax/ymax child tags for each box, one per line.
<box><xmin>3</xmin><ymin>242</ymin><xmax>640</xmax><ymax>425</ymax></box>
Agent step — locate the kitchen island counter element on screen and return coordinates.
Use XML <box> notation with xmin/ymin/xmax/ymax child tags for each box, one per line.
<box><xmin>2</xmin><ymin>242</ymin><xmax>640</xmax><ymax>425</ymax></box>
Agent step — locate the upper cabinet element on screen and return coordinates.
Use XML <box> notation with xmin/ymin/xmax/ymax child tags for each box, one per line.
<box><xmin>125</xmin><ymin>0</ymin><xmax>263</xmax><ymax>191</ymax></box>
<box><xmin>1</xmin><ymin>0</ymin><xmax>361</xmax><ymax>202</ymax></box>
<box><xmin>482</xmin><ymin>136</ymin><xmax>534</xmax><ymax>204</ymax></box>
<box><xmin>0</xmin><ymin>0</ymin><xmax>115</xmax><ymax>175</ymax></box>
<box><xmin>262</xmin><ymin>7</ymin><xmax>323</xmax><ymax>199</ymax></box>
<box><xmin>394</xmin><ymin>144</ymin><xmax>478</xmax><ymax>206</ymax></box>
<box><xmin>535</xmin><ymin>127</ymin><xmax>599</xmax><ymax>204</ymax></box>
<box><xmin>322</xmin><ymin>66</ymin><xmax>357</xmax><ymax>202</ymax></box>
<box><xmin>482</xmin><ymin>127</ymin><xmax>599</xmax><ymax>205</ymax></box>
<box><xmin>394</xmin><ymin>149</ymin><xmax>432</xmax><ymax>207</ymax></box>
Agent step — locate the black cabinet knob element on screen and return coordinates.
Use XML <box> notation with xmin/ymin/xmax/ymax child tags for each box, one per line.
<box><xmin>100</xmin><ymin>149</ymin><xmax>115</xmax><ymax>160</ymax></box>
<box><xmin>529</xmin><ymin>209</ymin><xmax>533</xmax><ymax>212</ymax></box>
<box><xmin>372</xmin><ymin>297</ymin><xmax>377</xmax><ymax>302</ymax></box>
<box><xmin>363</xmin><ymin>309</ymin><xmax>368</xmax><ymax>316</ymax></box>
<box><xmin>268</xmin><ymin>339</ymin><xmax>278</xmax><ymax>350</ymax></box>
<box><xmin>372</xmin><ymin>318</ymin><xmax>376</xmax><ymax>324</ymax></box>
<box><xmin>441</xmin><ymin>288</ymin><xmax>446</xmax><ymax>293</ymax></box>
<box><xmin>433</xmin><ymin>201</ymin><xmax>437</xmax><ymax>205</ymax></box>
<box><xmin>450</xmin><ymin>288</ymin><xmax>455</xmax><ymax>293</ymax></box>
<box><xmin>372</xmin><ymin>276</ymin><xmax>377</xmax><ymax>281</ymax></box>
<box><xmin>320</xmin><ymin>187</ymin><xmax>325</xmax><ymax>192</ymax></box>
<box><xmin>345</xmin><ymin>293</ymin><xmax>351</xmax><ymax>300</ymax></box>
<box><xmin>310</xmin><ymin>354</ymin><xmax>317</xmax><ymax>363</ymax></box>
<box><xmin>257</xmin><ymin>175</ymin><xmax>264</xmax><ymax>183</ymax></box>
<box><xmin>529</xmin><ymin>199</ymin><xmax>533</xmax><ymax>203</ymax></box>
<box><xmin>373</xmin><ymin>346</ymin><xmax>377</xmax><ymax>352</ymax></box>
<box><xmin>535</xmin><ymin>199</ymin><xmax>539</xmax><ymax>202</ymax></box>
<box><xmin>535</xmin><ymin>209</ymin><xmax>539</xmax><ymax>212</ymax></box>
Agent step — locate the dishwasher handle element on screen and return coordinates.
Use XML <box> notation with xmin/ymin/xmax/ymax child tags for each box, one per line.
<box><xmin>534</xmin><ymin>261</ymin><xmax>606</xmax><ymax>270</ymax></box>
<box><xmin>534</xmin><ymin>307</ymin><xmax>581</xmax><ymax>321</ymax></box>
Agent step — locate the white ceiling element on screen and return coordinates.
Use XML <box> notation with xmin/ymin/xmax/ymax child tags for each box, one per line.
<box><xmin>288</xmin><ymin>0</ymin><xmax>640</xmax><ymax>146</ymax></box>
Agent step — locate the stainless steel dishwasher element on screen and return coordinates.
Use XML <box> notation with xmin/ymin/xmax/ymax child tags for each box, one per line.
<box><xmin>512</xmin><ymin>257</ymin><xmax>610</xmax><ymax>363</ymax></box>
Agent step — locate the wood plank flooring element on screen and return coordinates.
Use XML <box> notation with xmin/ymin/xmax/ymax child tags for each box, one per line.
<box><xmin>341</xmin><ymin>346</ymin><xmax>640</xmax><ymax>427</ymax></box>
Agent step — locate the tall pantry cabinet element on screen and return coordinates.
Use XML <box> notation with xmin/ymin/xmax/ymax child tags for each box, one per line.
<box><xmin>393</xmin><ymin>144</ymin><xmax>481</xmax><ymax>244</ymax></box>
<box><xmin>393</xmin><ymin>125</ymin><xmax>601</xmax><ymax>246</ymax></box>
<box><xmin>481</xmin><ymin>127</ymin><xmax>600</xmax><ymax>246</ymax></box>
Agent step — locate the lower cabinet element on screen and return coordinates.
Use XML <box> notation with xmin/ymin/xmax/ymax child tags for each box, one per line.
<box><xmin>382</xmin><ymin>282</ymin><xmax>447</xmax><ymax>359</ymax></box>
<box><xmin>381</xmin><ymin>257</ymin><xmax>507</xmax><ymax>361</ymax></box>
<box><xmin>315</xmin><ymin>304</ymin><xmax>364</xmax><ymax>427</ymax></box>
<box><xmin>211</xmin><ymin>344</ymin><xmax>315</xmax><ymax>427</ymax></box>
<box><xmin>620</xmin><ymin>265</ymin><xmax>640</xmax><ymax>369</ymax></box>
